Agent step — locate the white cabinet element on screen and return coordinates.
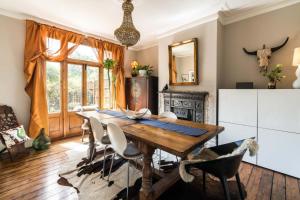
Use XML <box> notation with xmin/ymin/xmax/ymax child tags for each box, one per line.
<box><xmin>218</xmin><ymin>89</ymin><xmax>300</xmax><ymax>178</ymax></box>
<box><xmin>219</xmin><ymin>122</ymin><xmax>257</xmax><ymax>164</ymax></box>
<box><xmin>258</xmin><ymin>90</ymin><xmax>300</xmax><ymax>133</ymax></box>
<box><xmin>257</xmin><ymin>128</ymin><xmax>300</xmax><ymax>178</ymax></box>
<box><xmin>219</xmin><ymin>89</ymin><xmax>257</xmax><ymax>126</ymax></box>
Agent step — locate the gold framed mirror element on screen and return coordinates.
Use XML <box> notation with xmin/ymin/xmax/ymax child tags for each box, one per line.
<box><xmin>168</xmin><ymin>38</ymin><xmax>198</xmax><ymax>86</ymax></box>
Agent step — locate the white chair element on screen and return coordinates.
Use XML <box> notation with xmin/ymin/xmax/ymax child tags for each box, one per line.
<box><xmin>157</xmin><ymin>111</ymin><xmax>178</xmax><ymax>170</ymax></box>
<box><xmin>107</xmin><ymin>123</ymin><xmax>142</xmax><ymax>199</ymax></box>
<box><xmin>160</xmin><ymin>111</ymin><xmax>177</xmax><ymax>119</ymax></box>
<box><xmin>74</xmin><ymin>105</ymin><xmax>98</xmax><ymax>142</ymax></box>
<box><xmin>138</xmin><ymin>108</ymin><xmax>152</xmax><ymax>115</ymax></box>
<box><xmin>89</xmin><ymin>117</ymin><xmax>111</xmax><ymax>179</ymax></box>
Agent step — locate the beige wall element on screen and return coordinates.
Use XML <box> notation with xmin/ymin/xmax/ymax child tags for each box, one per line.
<box><xmin>158</xmin><ymin>20</ymin><xmax>218</xmax><ymax>124</ymax></box>
<box><xmin>221</xmin><ymin>3</ymin><xmax>300</xmax><ymax>89</ymax></box>
<box><xmin>135</xmin><ymin>46</ymin><xmax>159</xmax><ymax>76</ymax></box>
<box><xmin>124</xmin><ymin>49</ymin><xmax>137</xmax><ymax>77</ymax></box>
<box><xmin>0</xmin><ymin>15</ymin><xmax>30</xmax><ymax>130</ymax></box>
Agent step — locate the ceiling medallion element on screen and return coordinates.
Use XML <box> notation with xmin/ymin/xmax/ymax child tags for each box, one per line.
<box><xmin>114</xmin><ymin>0</ymin><xmax>140</xmax><ymax>48</ymax></box>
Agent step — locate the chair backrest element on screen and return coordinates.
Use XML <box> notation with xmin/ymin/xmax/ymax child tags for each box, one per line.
<box><xmin>160</xmin><ymin>111</ymin><xmax>177</xmax><ymax>119</ymax></box>
<box><xmin>139</xmin><ymin>108</ymin><xmax>152</xmax><ymax>115</ymax></box>
<box><xmin>73</xmin><ymin>105</ymin><xmax>98</xmax><ymax>112</ymax></box>
<box><xmin>89</xmin><ymin>117</ymin><xmax>105</xmax><ymax>142</ymax></box>
<box><xmin>0</xmin><ymin>105</ymin><xmax>19</xmax><ymax>132</ymax></box>
<box><xmin>107</xmin><ymin>123</ymin><xmax>127</xmax><ymax>156</ymax></box>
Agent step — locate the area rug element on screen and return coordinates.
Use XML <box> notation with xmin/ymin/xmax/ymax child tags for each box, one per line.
<box><xmin>58</xmin><ymin>150</ymin><xmax>247</xmax><ymax>200</ymax></box>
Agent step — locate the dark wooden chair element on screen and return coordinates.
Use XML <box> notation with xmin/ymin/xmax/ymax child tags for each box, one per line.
<box><xmin>185</xmin><ymin>139</ymin><xmax>248</xmax><ymax>200</ymax></box>
<box><xmin>0</xmin><ymin>105</ymin><xmax>23</xmax><ymax>160</ymax></box>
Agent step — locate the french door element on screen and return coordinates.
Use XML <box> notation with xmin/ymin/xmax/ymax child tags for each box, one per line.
<box><xmin>46</xmin><ymin>61</ymin><xmax>103</xmax><ymax>139</ymax></box>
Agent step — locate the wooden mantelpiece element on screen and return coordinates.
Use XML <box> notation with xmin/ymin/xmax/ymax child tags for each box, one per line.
<box><xmin>160</xmin><ymin>90</ymin><xmax>208</xmax><ymax>123</ymax></box>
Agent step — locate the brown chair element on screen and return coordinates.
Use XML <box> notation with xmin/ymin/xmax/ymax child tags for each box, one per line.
<box><xmin>185</xmin><ymin>139</ymin><xmax>249</xmax><ymax>200</ymax></box>
<box><xmin>0</xmin><ymin>105</ymin><xmax>25</xmax><ymax>160</ymax></box>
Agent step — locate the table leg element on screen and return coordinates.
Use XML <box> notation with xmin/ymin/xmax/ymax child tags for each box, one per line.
<box><xmin>139</xmin><ymin>143</ymin><xmax>155</xmax><ymax>200</ymax></box>
<box><xmin>88</xmin><ymin>121</ymin><xmax>95</xmax><ymax>162</ymax></box>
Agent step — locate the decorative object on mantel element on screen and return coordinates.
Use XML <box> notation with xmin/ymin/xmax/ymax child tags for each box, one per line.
<box><xmin>162</xmin><ymin>84</ymin><xmax>169</xmax><ymax>91</ymax></box>
<box><xmin>243</xmin><ymin>37</ymin><xmax>289</xmax><ymax>72</ymax></box>
<box><xmin>263</xmin><ymin>64</ymin><xmax>285</xmax><ymax>89</ymax></box>
<box><xmin>114</xmin><ymin>0</ymin><xmax>140</xmax><ymax>48</ymax></box>
<box><xmin>32</xmin><ymin>128</ymin><xmax>51</xmax><ymax>150</ymax></box>
<box><xmin>292</xmin><ymin>47</ymin><xmax>300</xmax><ymax>89</ymax></box>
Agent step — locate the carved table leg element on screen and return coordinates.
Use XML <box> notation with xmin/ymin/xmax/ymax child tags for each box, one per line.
<box><xmin>139</xmin><ymin>142</ymin><xmax>155</xmax><ymax>200</ymax></box>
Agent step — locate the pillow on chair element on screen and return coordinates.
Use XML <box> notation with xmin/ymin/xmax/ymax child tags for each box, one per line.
<box><xmin>0</xmin><ymin>125</ymin><xmax>30</xmax><ymax>154</ymax></box>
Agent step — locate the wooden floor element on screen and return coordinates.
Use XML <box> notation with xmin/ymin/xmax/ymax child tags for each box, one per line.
<box><xmin>0</xmin><ymin>136</ymin><xmax>299</xmax><ymax>200</ymax></box>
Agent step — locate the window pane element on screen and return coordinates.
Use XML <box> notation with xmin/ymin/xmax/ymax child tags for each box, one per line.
<box><xmin>46</xmin><ymin>38</ymin><xmax>60</xmax><ymax>55</ymax></box>
<box><xmin>87</xmin><ymin>66</ymin><xmax>99</xmax><ymax>107</ymax></box>
<box><xmin>46</xmin><ymin>61</ymin><xmax>61</xmax><ymax>113</ymax></box>
<box><xmin>68</xmin><ymin>43</ymin><xmax>98</xmax><ymax>62</ymax></box>
<box><xmin>103</xmin><ymin>68</ymin><xmax>113</xmax><ymax>108</ymax></box>
<box><xmin>68</xmin><ymin>64</ymin><xmax>82</xmax><ymax>111</ymax></box>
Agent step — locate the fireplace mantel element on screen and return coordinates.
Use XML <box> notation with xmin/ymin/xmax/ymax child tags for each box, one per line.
<box><xmin>160</xmin><ymin>90</ymin><xmax>208</xmax><ymax>122</ymax></box>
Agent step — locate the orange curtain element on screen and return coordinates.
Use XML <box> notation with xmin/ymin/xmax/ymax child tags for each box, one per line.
<box><xmin>24</xmin><ymin>20</ymin><xmax>84</xmax><ymax>138</ymax></box>
<box><xmin>103</xmin><ymin>42</ymin><xmax>125</xmax><ymax>109</ymax></box>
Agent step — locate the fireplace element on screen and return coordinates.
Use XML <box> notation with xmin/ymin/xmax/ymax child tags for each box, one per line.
<box><xmin>160</xmin><ymin>91</ymin><xmax>208</xmax><ymax>123</ymax></box>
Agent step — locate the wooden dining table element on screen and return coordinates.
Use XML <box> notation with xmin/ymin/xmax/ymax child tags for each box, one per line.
<box><xmin>76</xmin><ymin>110</ymin><xmax>224</xmax><ymax>200</ymax></box>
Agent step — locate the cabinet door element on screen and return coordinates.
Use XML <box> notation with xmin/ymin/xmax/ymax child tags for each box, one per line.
<box><xmin>258</xmin><ymin>128</ymin><xmax>300</xmax><ymax>178</ymax></box>
<box><xmin>258</xmin><ymin>90</ymin><xmax>300</xmax><ymax>133</ymax></box>
<box><xmin>219</xmin><ymin>122</ymin><xmax>257</xmax><ymax>164</ymax></box>
<box><xmin>219</xmin><ymin>89</ymin><xmax>257</xmax><ymax>126</ymax></box>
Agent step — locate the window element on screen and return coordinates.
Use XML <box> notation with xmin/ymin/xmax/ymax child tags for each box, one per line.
<box><xmin>46</xmin><ymin>61</ymin><xmax>61</xmax><ymax>113</ymax></box>
<box><xmin>87</xmin><ymin>66</ymin><xmax>99</xmax><ymax>106</ymax></box>
<box><xmin>68</xmin><ymin>43</ymin><xmax>98</xmax><ymax>62</ymax></box>
<box><xmin>46</xmin><ymin>38</ymin><xmax>60</xmax><ymax>56</ymax></box>
<box><xmin>68</xmin><ymin>64</ymin><xmax>83</xmax><ymax>111</ymax></box>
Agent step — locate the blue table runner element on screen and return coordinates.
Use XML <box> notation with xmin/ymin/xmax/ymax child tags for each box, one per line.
<box><xmin>97</xmin><ymin>110</ymin><xmax>208</xmax><ymax>137</ymax></box>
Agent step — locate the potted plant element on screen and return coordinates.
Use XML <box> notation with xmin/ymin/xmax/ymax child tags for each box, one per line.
<box><xmin>263</xmin><ymin>64</ymin><xmax>286</xmax><ymax>89</ymax></box>
<box><xmin>137</xmin><ymin>65</ymin><xmax>153</xmax><ymax>77</ymax></box>
<box><xmin>131</xmin><ymin>61</ymin><xmax>139</xmax><ymax>77</ymax></box>
<box><xmin>103</xmin><ymin>58</ymin><xmax>117</xmax><ymax>107</ymax></box>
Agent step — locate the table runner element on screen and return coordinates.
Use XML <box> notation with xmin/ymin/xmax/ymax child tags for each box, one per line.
<box><xmin>97</xmin><ymin>110</ymin><xmax>208</xmax><ymax>137</ymax></box>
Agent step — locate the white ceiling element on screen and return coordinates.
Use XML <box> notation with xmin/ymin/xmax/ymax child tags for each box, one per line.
<box><xmin>0</xmin><ymin>0</ymin><xmax>298</xmax><ymax>49</ymax></box>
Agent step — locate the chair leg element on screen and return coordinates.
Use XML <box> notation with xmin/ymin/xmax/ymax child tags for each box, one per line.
<box><xmin>90</xmin><ymin>147</ymin><xmax>96</xmax><ymax>163</ymax></box>
<box><xmin>127</xmin><ymin>161</ymin><xmax>130</xmax><ymax>200</ymax></box>
<box><xmin>158</xmin><ymin>149</ymin><xmax>161</xmax><ymax>170</ymax></box>
<box><xmin>203</xmin><ymin>171</ymin><xmax>206</xmax><ymax>197</ymax></box>
<box><xmin>107</xmin><ymin>153</ymin><xmax>115</xmax><ymax>182</ymax></box>
<box><xmin>101</xmin><ymin>145</ymin><xmax>107</xmax><ymax>179</ymax></box>
<box><xmin>81</xmin><ymin>129</ymin><xmax>85</xmax><ymax>142</ymax></box>
<box><xmin>220</xmin><ymin>176</ymin><xmax>231</xmax><ymax>200</ymax></box>
<box><xmin>236</xmin><ymin>173</ymin><xmax>244</xmax><ymax>200</ymax></box>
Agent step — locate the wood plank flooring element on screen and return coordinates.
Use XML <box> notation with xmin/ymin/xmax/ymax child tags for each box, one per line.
<box><xmin>0</xmin><ymin>137</ymin><xmax>299</xmax><ymax>200</ymax></box>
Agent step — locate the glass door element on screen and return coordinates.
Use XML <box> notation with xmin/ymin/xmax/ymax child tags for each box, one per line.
<box><xmin>46</xmin><ymin>61</ymin><xmax>64</xmax><ymax>139</ymax></box>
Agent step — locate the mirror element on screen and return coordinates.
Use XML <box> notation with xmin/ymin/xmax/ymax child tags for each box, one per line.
<box><xmin>168</xmin><ymin>38</ymin><xmax>198</xmax><ymax>85</ymax></box>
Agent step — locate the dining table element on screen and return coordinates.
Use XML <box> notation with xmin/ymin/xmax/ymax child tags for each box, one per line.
<box><xmin>76</xmin><ymin>110</ymin><xmax>224</xmax><ymax>200</ymax></box>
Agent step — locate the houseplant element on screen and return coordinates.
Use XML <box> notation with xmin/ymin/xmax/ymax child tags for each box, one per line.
<box><xmin>103</xmin><ymin>58</ymin><xmax>117</xmax><ymax>107</ymax></box>
<box><xmin>131</xmin><ymin>61</ymin><xmax>139</xmax><ymax>77</ymax></box>
<box><xmin>263</xmin><ymin>64</ymin><xmax>285</xmax><ymax>89</ymax></box>
<box><xmin>137</xmin><ymin>65</ymin><xmax>153</xmax><ymax>76</ymax></box>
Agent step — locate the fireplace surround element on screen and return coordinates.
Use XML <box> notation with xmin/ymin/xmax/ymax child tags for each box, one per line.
<box><xmin>160</xmin><ymin>91</ymin><xmax>208</xmax><ymax>123</ymax></box>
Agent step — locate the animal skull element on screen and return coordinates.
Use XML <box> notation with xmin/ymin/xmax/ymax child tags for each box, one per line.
<box><xmin>257</xmin><ymin>48</ymin><xmax>272</xmax><ymax>72</ymax></box>
<box><xmin>243</xmin><ymin>37</ymin><xmax>289</xmax><ymax>73</ymax></box>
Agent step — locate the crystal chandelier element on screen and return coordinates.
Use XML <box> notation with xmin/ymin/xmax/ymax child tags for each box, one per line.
<box><xmin>114</xmin><ymin>0</ymin><xmax>140</xmax><ymax>48</ymax></box>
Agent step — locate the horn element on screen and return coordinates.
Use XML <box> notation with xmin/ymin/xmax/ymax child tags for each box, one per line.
<box><xmin>271</xmin><ymin>37</ymin><xmax>289</xmax><ymax>53</ymax></box>
<box><xmin>243</xmin><ymin>48</ymin><xmax>257</xmax><ymax>56</ymax></box>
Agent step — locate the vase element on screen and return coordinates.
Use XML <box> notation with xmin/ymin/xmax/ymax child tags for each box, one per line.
<box><xmin>138</xmin><ymin>70</ymin><xmax>147</xmax><ymax>77</ymax></box>
<box><xmin>268</xmin><ymin>81</ymin><xmax>276</xmax><ymax>89</ymax></box>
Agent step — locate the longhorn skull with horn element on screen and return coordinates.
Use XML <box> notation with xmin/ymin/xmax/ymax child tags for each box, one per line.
<box><xmin>243</xmin><ymin>37</ymin><xmax>289</xmax><ymax>72</ymax></box>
